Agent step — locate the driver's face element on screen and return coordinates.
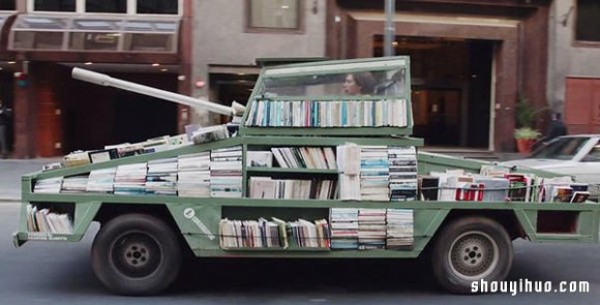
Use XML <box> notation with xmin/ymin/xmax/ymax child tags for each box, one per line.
<box><xmin>343</xmin><ymin>74</ymin><xmax>361</xmax><ymax>95</ymax></box>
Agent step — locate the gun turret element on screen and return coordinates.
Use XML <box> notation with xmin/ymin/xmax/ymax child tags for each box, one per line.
<box><xmin>72</xmin><ymin>67</ymin><xmax>244</xmax><ymax>117</ymax></box>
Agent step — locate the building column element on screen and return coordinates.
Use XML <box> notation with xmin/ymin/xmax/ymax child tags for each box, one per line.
<box><xmin>12</xmin><ymin>64</ymin><xmax>37</xmax><ymax>158</ymax></box>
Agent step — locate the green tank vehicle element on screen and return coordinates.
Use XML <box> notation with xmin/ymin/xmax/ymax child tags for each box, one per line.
<box><xmin>12</xmin><ymin>56</ymin><xmax>600</xmax><ymax>296</ymax></box>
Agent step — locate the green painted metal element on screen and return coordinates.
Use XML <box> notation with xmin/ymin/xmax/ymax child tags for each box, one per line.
<box><xmin>13</xmin><ymin>56</ymin><xmax>600</xmax><ymax>263</ymax></box>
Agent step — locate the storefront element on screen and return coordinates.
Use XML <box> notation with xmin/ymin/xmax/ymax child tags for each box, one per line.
<box><xmin>326</xmin><ymin>0</ymin><xmax>551</xmax><ymax>152</ymax></box>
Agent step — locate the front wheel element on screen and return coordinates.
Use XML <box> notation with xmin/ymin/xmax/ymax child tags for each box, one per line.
<box><xmin>431</xmin><ymin>217</ymin><xmax>513</xmax><ymax>294</ymax></box>
<box><xmin>91</xmin><ymin>214</ymin><xmax>182</xmax><ymax>295</ymax></box>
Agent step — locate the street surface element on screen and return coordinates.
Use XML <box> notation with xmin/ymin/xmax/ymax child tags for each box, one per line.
<box><xmin>1</xmin><ymin>201</ymin><xmax>599</xmax><ymax>304</ymax></box>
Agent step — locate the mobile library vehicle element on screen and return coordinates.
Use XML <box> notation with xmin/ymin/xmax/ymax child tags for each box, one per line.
<box><xmin>13</xmin><ymin>57</ymin><xmax>600</xmax><ymax>295</ymax></box>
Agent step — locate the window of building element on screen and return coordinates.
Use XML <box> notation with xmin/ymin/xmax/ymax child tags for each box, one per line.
<box><xmin>576</xmin><ymin>0</ymin><xmax>600</xmax><ymax>43</ymax></box>
<box><xmin>0</xmin><ymin>0</ymin><xmax>15</xmax><ymax>10</ymax></box>
<box><xmin>30</xmin><ymin>0</ymin><xmax>180</xmax><ymax>15</ymax></box>
<box><xmin>33</xmin><ymin>0</ymin><xmax>76</xmax><ymax>12</ymax></box>
<box><xmin>85</xmin><ymin>0</ymin><xmax>126</xmax><ymax>14</ymax></box>
<box><xmin>248</xmin><ymin>0</ymin><xmax>300</xmax><ymax>30</ymax></box>
<box><xmin>137</xmin><ymin>0</ymin><xmax>178</xmax><ymax>15</ymax></box>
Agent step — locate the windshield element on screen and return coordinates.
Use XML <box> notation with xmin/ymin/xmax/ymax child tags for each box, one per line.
<box><xmin>255</xmin><ymin>59</ymin><xmax>409</xmax><ymax>99</ymax></box>
<box><xmin>529</xmin><ymin>137</ymin><xmax>589</xmax><ymax>160</ymax></box>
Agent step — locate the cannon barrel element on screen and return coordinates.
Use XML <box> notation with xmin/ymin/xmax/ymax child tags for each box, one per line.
<box><xmin>72</xmin><ymin>67</ymin><xmax>234</xmax><ymax>116</ymax></box>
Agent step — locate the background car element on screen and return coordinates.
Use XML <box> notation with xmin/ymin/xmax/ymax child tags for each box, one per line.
<box><xmin>500</xmin><ymin>134</ymin><xmax>600</xmax><ymax>200</ymax></box>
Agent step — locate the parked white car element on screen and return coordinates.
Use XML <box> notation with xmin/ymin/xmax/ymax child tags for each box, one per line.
<box><xmin>500</xmin><ymin>134</ymin><xmax>600</xmax><ymax>199</ymax></box>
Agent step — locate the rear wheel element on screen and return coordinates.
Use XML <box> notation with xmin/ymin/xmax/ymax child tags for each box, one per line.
<box><xmin>431</xmin><ymin>217</ymin><xmax>513</xmax><ymax>294</ymax></box>
<box><xmin>91</xmin><ymin>214</ymin><xmax>182</xmax><ymax>295</ymax></box>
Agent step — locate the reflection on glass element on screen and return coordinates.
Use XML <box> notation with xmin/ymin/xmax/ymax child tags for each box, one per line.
<box><xmin>18</xmin><ymin>16</ymin><xmax>68</xmax><ymax>29</ymax></box>
<box><xmin>529</xmin><ymin>137</ymin><xmax>589</xmax><ymax>160</ymax></box>
<box><xmin>13</xmin><ymin>31</ymin><xmax>63</xmax><ymax>50</ymax></box>
<box><xmin>259</xmin><ymin>67</ymin><xmax>408</xmax><ymax>99</ymax></box>
<box><xmin>73</xmin><ymin>19</ymin><xmax>119</xmax><ymax>30</ymax></box>
<box><xmin>250</xmin><ymin>0</ymin><xmax>298</xmax><ymax>29</ymax></box>
<box><xmin>124</xmin><ymin>33</ymin><xmax>173</xmax><ymax>52</ymax></box>
<box><xmin>70</xmin><ymin>32</ymin><xmax>119</xmax><ymax>51</ymax></box>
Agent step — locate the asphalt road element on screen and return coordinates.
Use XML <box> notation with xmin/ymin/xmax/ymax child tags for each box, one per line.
<box><xmin>2</xmin><ymin>201</ymin><xmax>600</xmax><ymax>305</ymax></box>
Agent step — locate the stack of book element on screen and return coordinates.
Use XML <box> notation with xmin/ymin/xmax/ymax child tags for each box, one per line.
<box><xmin>358</xmin><ymin>208</ymin><xmax>386</xmax><ymax>250</ymax></box>
<box><xmin>245</xmin><ymin>99</ymin><xmax>408</xmax><ymax>128</ymax></box>
<box><xmin>33</xmin><ymin>177</ymin><xmax>63</xmax><ymax>194</ymax></box>
<box><xmin>26</xmin><ymin>204</ymin><xmax>73</xmax><ymax>234</ymax></box>
<box><xmin>61</xmin><ymin>175</ymin><xmax>89</xmax><ymax>193</ymax></box>
<box><xmin>218</xmin><ymin>217</ymin><xmax>329</xmax><ymax>249</ymax></box>
<box><xmin>219</xmin><ymin>218</ymin><xmax>279</xmax><ymax>249</ymax></box>
<box><xmin>210</xmin><ymin>146</ymin><xmax>243</xmax><ymax>198</ymax></box>
<box><xmin>386</xmin><ymin>208</ymin><xmax>414</xmax><ymax>249</ymax></box>
<box><xmin>86</xmin><ymin>168</ymin><xmax>116</xmax><ymax>193</ymax></box>
<box><xmin>388</xmin><ymin>146</ymin><xmax>418</xmax><ymax>201</ymax></box>
<box><xmin>337</xmin><ymin>144</ymin><xmax>361</xmax><ymax>201</ymax></box>
<box><xmin>246</xmin><ymin>151</ymin><xmax>273</xmax><ymax>168</ymax></box>
<box><xmin>271</xmin><ymin>147</ymin><xmax>336</xmax><ymax>169</ymax></box>
<box><xmin>360</xmin><ymin>146</ymin><xmax>390</xmax><ymax>201</ymax></box>
<box><xmin>145</xmin><ymin>158</ymin><xmax>178</xmax><ymax>196</ymax></box>
<box><xmin>63</xmin><ymin>151</ymin><xmax>91</xmax><ymax>168</ymax></box>
<box><xmin>248</xmin><ymin>177</ymin><xmax>336</xmax><ymax>200</ymax></box>
<box><xmin>114</xmin><ymin>163</ymin><xmax>147</xmax><ymax>195</ymax></box>
<box><xmin>330</xmin><ymin>208</ymin><xmax>359</xmax><ymax>249</ymax></box>
<box><xmin>177</xmin><ymin>152</ymin><xmax>211</xmax><ymax>197</ymax></box>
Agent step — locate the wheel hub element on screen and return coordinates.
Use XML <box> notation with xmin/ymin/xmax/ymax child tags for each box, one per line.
<box><xmin>124</xmin><ymin>243</ymin><xmax>150</xmax><ymax>267</ymax></box>
<box><xmin>111</xmin><ymin>232</ymin><xmax>162</xmax><ymax>278</ymax></box>
<box><xmin>448</xmin><ymin>231</ymin><xmax>499</xmax><ymax>280</ymax></box>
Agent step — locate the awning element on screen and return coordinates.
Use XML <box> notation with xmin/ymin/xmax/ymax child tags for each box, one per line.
<box><xmin>0</xmin><ymin>12</ymin><xmax>16</xmax><ymax>39</ymax></box>
<box><xmin>8</xmin><ymin>14</ymin><xmax>180</xmax><ymax>53</ymax></box>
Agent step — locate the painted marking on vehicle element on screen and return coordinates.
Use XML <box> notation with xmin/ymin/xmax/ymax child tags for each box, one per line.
<box><xmin>183</xmin><ymin>208</ymin><xmax>215</xmax><ymax>240</ymax></box>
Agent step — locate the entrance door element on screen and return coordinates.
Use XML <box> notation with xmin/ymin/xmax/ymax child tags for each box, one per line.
<box><xmin>565</xmin><ymin>77</ymin><xmax>600</xmax><ymax>133</ymax></box>
<box><xmin>373</xmin><ymin>36</ymin><xmax>493</xmax><ymax>148</ymax></box>
<box><xmin>412</xmin><ymin>89</ymin><xmax>462</xmax><ymax>146</ymax></box>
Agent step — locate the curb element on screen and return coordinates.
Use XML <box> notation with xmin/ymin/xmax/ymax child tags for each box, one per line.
<box><xmin>0</xmin><ymin>198</ymin><xmax>20</xmax><ymax>202</ymax></box>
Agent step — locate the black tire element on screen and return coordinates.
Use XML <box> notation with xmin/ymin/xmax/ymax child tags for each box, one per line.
<box><xmin>91</xmin><ymin>214</ymin><xmax>182</xmax><ymax>296</ymax></box>
<box><xmin>431</xmin><ymin>216</ymin><xmax>513</xmax><ymax>294</ymax></box>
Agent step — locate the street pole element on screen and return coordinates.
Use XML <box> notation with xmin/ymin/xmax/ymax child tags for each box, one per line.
<box><xmin>384</xmin><ymin>0</ymin><xmax>395</xmax><ymax>57</ymax></box>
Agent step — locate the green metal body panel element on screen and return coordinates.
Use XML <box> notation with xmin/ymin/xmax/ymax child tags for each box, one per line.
<box><xmin>14</xmin><ymin>135</ymin><xmax>600</xmax><ymax>255</ymax></box>
<box><xmin>13</xmin><ymin>56</ymin><xmax>600</xmax><ymax>260</ymax></box>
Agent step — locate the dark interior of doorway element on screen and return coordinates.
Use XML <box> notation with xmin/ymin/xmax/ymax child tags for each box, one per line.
<box><xmin>374</xmin><ymin>36</ymin><xmax>493</xmax><ymax>148</ymax></box>
<box><xmin>209</xmin><ymin>73</ymin><xmax>257</xmax><ymax>125</ymax></box>
<box><xmin>0</xmin><ymin>72</ymin><xmax>14</xmax><ymax>152</ymax></box>
<box><xmin>65</xmin><ymin>72</ymin><xmax>177</xmax><ymax>152</ymax></box>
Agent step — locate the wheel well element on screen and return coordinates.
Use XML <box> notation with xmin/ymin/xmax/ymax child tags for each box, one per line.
<box><xmin>442</xmin><ymin>209</ymin><xmax>524</xmax><ymax>240</ymax></box>
<box><xmin>93</xmin><ymin>203</ymin><xmax>192</xmax><ymax>257</ymax></box>
<box><xmin>422</xmin><ymin>209</ymin><xmax>524</xmax><ymax>256</ymax></box>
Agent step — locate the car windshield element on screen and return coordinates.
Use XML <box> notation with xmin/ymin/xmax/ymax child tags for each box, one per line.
<box><xmin>529</xmin><ymin>137</ymin><xmax>590</xmax><ymax>160</ymax></box>
<box><xmin>255</xmin><ymin>59</ymin><xmax>409</xmax><ymax>99</ymax></box>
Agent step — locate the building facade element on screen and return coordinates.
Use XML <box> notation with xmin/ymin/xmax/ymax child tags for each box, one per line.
<box><xmin>3</xmin><ymin>0</ymin><xmax>597</xmax><ymax>158</ymax></box>
<box><xmin>191</xmin><ymin>0</ymin><xmax>327</xmax><ymax>126</ymax></box>
<box><xmin>326</xmin><ymin>0</ymin><xmax>552</xmax><ymax>152</ymax></box>
<box><xmin>1</xmin><ymin>0</ymin><xmax>190</xmax><ymax>158</ymax></box>
<box><xmin>548</xmin><ymin>0</ymin><xmax>600</xmax><ymax>134</ymax></box>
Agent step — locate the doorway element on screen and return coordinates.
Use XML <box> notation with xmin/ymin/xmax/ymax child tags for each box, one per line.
<box><xmin>374</xmin><ymin>36</ymin><xmax>493</xmax><ymax>148</ymax></box>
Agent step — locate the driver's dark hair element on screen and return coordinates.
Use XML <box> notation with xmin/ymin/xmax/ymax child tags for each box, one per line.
<box><xmin>351</xmin><ymin>72</ymin><xmax>376</xmax><ymax>94</ymax></box>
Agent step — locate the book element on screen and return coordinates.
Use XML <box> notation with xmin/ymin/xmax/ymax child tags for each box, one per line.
<box><xmin>246</xmin><ymin>151</ymin><xmax>273</xmax><ymax>167</ymax></box>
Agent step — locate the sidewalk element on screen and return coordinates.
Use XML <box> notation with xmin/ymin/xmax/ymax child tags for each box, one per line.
<box><xmin>0</xmin><ymin>158</ymin><xmax>61</xmax><ymax>201</ymax></box>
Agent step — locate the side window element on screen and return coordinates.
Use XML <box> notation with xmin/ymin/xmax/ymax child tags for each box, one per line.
<box><xmin>581</xmin><ymin>142</ymin><xmax>600</xmax><ymax>162</ymax></box>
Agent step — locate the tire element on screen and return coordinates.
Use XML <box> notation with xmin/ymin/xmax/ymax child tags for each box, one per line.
<box><xmin>431</xmin><ymin>216</ymin><xmax>513</xmax><ymax>294</ymax></box>
<box><xmin>91</xmin><ymin>214</ymin><xmax>182</xmax><ymax>296</ymax></box>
